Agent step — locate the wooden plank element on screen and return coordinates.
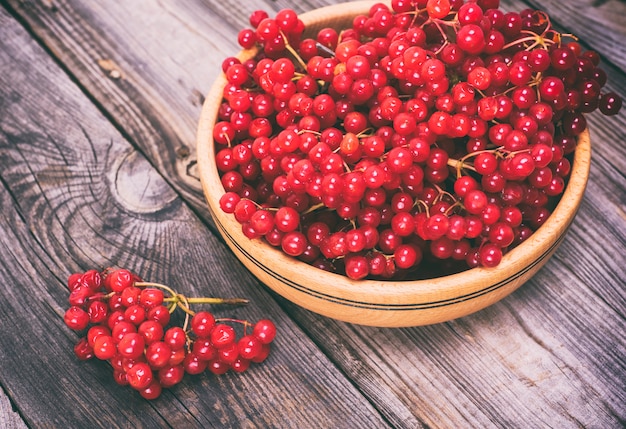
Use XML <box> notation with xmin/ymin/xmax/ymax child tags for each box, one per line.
<box><xmin>0</xmin><ymin>7</ymin><xmax>391</xmax><ymax>428</ymax></box>
<box><xmin>0</xmin><ymin>391</ymin><xmax>27</xmax><ymax>429</ymax></box>
<box><xmin>3</xmin><ymin>0</ymin><xmax>625</xmax><ymax>427</ymax></box>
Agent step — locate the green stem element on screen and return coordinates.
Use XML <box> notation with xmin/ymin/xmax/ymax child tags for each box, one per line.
<box><xmin>280</xmin><ymin>30</ymin><xmax>307</xmax><ymax>70</ymax></box>
<box><xmin>447</xmin><ymin>157</ymin><xmax>476</xmax><ymax>178</ymax></box>
<box><xmin>176</xmin><ymin>294</ymin><xmax>192</xmax><ymax>336</ymax></box>
<box><xmin>135</xmin><ymin>281</ymin><xmax>249</xmax><ymax>317</ymax></box>
<box><xmin>164</xmin><ymin>297</ymin><xmax>249</xmax><ymax>305</ymax></box>
<box><xmin>302</xmin><ymin>202</ymin><xmax>326</xmax><ymax>215</ymax></box>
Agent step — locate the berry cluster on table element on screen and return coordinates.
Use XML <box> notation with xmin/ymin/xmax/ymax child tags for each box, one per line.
<box><xmin>64</xmin><ymin>268</ymin><xmax>276</xmax><ymax>400</ymax></box>
<box><xmin>213</xmin><ymin>0</ymin><xmax>622</xmax><ymax>280</ymax></box>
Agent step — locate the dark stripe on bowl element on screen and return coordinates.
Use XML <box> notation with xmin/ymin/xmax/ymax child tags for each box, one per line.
<box><xmin>210</xmin><ymin>205</ymin><xmax>571</xmax><ymax>311</ymax></box>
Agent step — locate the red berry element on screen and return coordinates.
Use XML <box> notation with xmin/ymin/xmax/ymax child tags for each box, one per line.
<box><xmin>87</xmin><ymin>300</ymin><xmax>109</xmax><ymax>324</ymax></box>
<box><xmin>207</xmin><ymin>359</ymin><xmax>230</xmax><ymax>375</ymax></box>
<box><xmin>147</xmin><ymin>305</ymin><xmax>171</xmax><ymax>327</ymax></box>
<box><xmin>192</xmin><ymin>338</ymin><xmax>218</xmax><ymax>362</ymax></box>
<box><xmin>168</xmin><ymin>348</ymin><xmax>186</xmax><ymax>367</ymax></box>
<box><xmin>231</xmin><ymin>357</ymin><xmax>251</xmax><ymax>373</ymax></box>
<box><xmin>126</xmin><ymin>362</ymin><xmax>153</xmax><ymax>390</ymax></box>
<box><xmin>164</xmin><ymin>326</ymin><xmax>187</xmax><ymax>350</ymax></box>
<box><xmin>145</xmin><ymin>341</ymin><xmax>172</xmax><ymax>369</ymax></box>
<box><xmin>107</xmin><ymin>269</ymin><xmax>134</xmax><ymax>293</ymax></box>
<box><xmin>183</xmin><ymin>352</ymin><xmax>207</xmax><ymax>375</ymax></box>
<box><xmin>64</xmin><ymin>306</ymin><xmax>90</xmax><ymax>331</ymax></box>
<box><xmin>218</xmin><ymin>342</ymin><xmax>240</xmax><ymax>365</ymax></box>
<box><xmin>117</xmin><ymin>333</ymin><xmax>145</xmax><ymax>360</ymax></box>
<box><xmin>80</xmin><ymin>269</ymin><xmax>102</xmax><ymax>291</ymax></box>
<box><xmin>599</xmin><ymin>92</ymin><xmax>622</xmax><ymax>115</ymax></box>
<box><xmin>139</xmin><ymin>288</ymin><xmax>164</xmax><ymax>309</ymax></box>
<box><xmin>210</xmin><ymin>324</ymin><xmax>236</xmax><ymax>349</ymax></box>
<box><xmin>139</xmin><ymin>380</ymin><xmax>162</xmax><ymax>400</ymax></box>
<box><xmin>158</xmin><ymin>365</ymin><xmax>184</xmax><ymax>388</ymax></box>
<box><xmin>457</xmin><ymin>24</ymin><xmax>485</xmax><ymax>55</ymax></box>
<box><xmin>479</xmin><ymin>244</ymin><xmax>501</xmax><ymax>267</ymax></box>
<box><xmin>93</xmin><ymin>335</ymin><xmax>117</xmax><ymax>360</ymax></box>
<box><xmin>191</xmin><ymin>311</ymin><xmax>216</xmax><ymax>338</ymax></box>
<box><xmin>427</xmin><ymin>0</ymin><xmax>451</xmax><ymax>19</ymax></box>
<box><xmin>73</xmin><ymin>337</ymin><xmax>95</xmax><ymax>361</ymax></box>
<box><xmin>238</xmin><ymin>335</ymin><xmax>262</xmax><ymax>360</ymax></box>
<box><xmin>251</xmin><ymin>343</ymin><xmax>272</xmax><ymax>363</ymax></box>
<box><xmin>138</xmin><ymin>320</ymin><xmax>164</xmax><ymax>345</ymax></box>
<box><xmin>87</xmin><ymin>325</ymin><xmax>111</xmax><ymax>348</ymax></box>
<box><xmin>67</xmin><ymin>273</ymin><xmax>83</xmax><ymax>292</ymax></box>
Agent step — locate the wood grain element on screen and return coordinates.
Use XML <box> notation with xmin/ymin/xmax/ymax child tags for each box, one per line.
<box><xmin>0</xmin><ymin>390</ymin><xmax>27</xmax><ymax>429</ymax></box>
<box><xmin>1</xmin><ymin>0</ymin><xmax>625</xmax><ymax>427</ymax></box>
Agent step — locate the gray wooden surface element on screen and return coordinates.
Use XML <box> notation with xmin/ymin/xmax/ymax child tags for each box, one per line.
<box><xmin>0</xmin><ymin>0</ymin><xmax>624</xmax><ymax>428</ymax></box>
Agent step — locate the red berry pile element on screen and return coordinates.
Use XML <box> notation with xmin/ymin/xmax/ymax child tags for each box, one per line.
<box><xmin>64</xmin><ymin>268</ymin><xmax>276</xmax><ymax>400</ymax></box>
<box><xmin>212</xmin><ymin>0</ymin><xmax>621</xmax><ymax>280</ymax></box>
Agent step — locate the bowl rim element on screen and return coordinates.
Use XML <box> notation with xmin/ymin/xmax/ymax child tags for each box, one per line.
<box><xmin>196</xmin><ymin>1</ymin><xmax>591</xmax><ymax>312</ymax></box>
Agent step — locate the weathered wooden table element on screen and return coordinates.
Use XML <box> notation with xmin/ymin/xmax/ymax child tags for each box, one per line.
<box><xmin>1</xmin><ymin>0</ymin><xmax>624</xmax><ymax>427</ymax></box>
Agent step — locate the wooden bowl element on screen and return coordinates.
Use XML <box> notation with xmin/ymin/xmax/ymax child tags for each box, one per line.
<box><xmin>197</xmin><ymin>2</ymin><xmax>591</xmax><ymax>327</ymax></box>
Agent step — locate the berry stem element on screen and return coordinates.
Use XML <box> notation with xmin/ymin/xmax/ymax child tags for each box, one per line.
<box><xmin>302</xmin><ymin>202</ymin><xmax>326</xmax><ymax>215</ymax></box>
<box><xmin>414</xmin><ymin>199</ymin><xmax>431</xmax><ymax>215</ymax></box>
<box><xmin>447</xmin><ymin>156</ymin><xmax>476</xmax><ymax>177</ymax></box>
<box><xmin>175</xmin><ymin>297</ymin><xmax>250</xmax><ymax>305</ymax></box>
<box><xmin>215</xmin><ymin>317</ymin><xmax>253</xmax><ymax>335</ymax></box>
<box><xmin>315</xmin><ymin>42</ymin><xmax>335</xmax><ymax>57</ymax></box>
<box><xmin>175</xmin><ymin>294</ymin><xmax>193</xmax><ymax>337</ymax></box>
<box><xmin>135</xmin><ymin>281</ymin><xmax>249</xmax><ymax>310</ymax></box>
<box><xmin>174</xmin><ymin>293</ymin><xmax>193</xmax><ymax>316</ymax></box>
<box><xmin>502</xmin><ymin>32</ymin><xmax>555</xmax><ymax>51</ymax></box>
<box><xmin>433</xmin><ymin>184</ymin><xmax>456</xmax><ymax>204</ymax></box>
<box><xmin>280</xmin><ymin>31</ymin><xmax>307</xmax><ymax>70</ymax></box>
